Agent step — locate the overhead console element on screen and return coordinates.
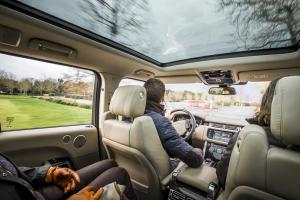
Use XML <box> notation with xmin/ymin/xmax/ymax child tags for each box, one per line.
<box><xmin>198</xmin><ymin>70</ymin><xmax>236</xmax><ymax>85</ymax></box>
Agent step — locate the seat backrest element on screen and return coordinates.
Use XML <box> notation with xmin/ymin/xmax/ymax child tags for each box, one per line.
<box><xmin>101</xmin><ymin>85</ymin><xmax>172</xmax><ymax>200</ymax></box>
<box><xmin>222</xmin><ymin>76</ymin><xmax>300</xmax><ymax>200</ymax></box>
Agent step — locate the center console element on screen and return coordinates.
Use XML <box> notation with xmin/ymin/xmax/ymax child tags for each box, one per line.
<box><xmin>167</xmin><ymin>163</ymin><xmax>219</xmax><ymax>200</ymax></box>
<box><xmin>205</xmin><ymin>142</ymin><xmax>226</xmax><ymax>162</ymax></box>
<box><xmin>168</xmin><ymin>126</ymin><xmax>237</xmax><ymax>200</ymax></box>
<box><xmin>204</xmin><ymin>128</ymin><xmax>235</xmax><ymax>167</ymax></box>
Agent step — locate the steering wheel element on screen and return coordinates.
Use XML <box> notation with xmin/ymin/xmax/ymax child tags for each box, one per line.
<box><xmin>170</xmin><ymin>109</ymin><xmax>196</xmax><ymax>142</ymax></box>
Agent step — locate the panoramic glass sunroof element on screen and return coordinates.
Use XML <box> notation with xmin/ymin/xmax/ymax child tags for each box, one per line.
<box><xmin>16</xmin><ymin>0</ymin><xmax>300</xmax><ymax>64</ymax></box>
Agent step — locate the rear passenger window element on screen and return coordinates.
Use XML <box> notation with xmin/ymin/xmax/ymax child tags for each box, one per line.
<box><xmin>0</xmin><ymin>53</ymin><xmax>96</xmax><ymax>131</ymax></box>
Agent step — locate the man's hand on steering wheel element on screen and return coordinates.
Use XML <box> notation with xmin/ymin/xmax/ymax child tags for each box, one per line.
<box><xmin>170</xmin><ymin>109</ymin><xmax>196</xmax><ymax>141</ymax></box>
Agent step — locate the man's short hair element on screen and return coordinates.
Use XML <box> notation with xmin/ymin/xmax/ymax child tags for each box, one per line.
<box><xmin>144</xmin><ymin>78</ymin><xmax>165</xmax><ymax>103</ymax></box>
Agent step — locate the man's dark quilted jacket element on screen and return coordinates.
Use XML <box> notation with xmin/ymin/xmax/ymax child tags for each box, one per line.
<box><xmin>145</xmin><ymin>110</ymin><xmax>203</xmax><ymax>168</ymax></box>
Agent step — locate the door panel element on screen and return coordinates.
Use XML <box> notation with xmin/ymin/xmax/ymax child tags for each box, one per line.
<box><xmin>0</xmin><ymin>53</ymin><xmax>101</xmax><ymax>170</ymax></box>
<box><xmin>0</xmin><ymin>125</ymin><xmax>100</xmax><ymax>169</ymax></box>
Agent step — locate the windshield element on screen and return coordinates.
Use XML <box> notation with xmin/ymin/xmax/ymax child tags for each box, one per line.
<box><xmin>164</xmin><ymin>82</ymin><xmax>269</xmax><ymax>121</ymax></box>
<box><xmin>17</xmin><ymin>0</ymin><xmax>300</xmax><ymax>63</ymax></box>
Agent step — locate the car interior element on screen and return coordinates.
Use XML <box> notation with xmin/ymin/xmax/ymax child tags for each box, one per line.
<box><xmin>0</xmin><ymin>0</ymin><xmax>300</xmax><ymax>200</ymax></box>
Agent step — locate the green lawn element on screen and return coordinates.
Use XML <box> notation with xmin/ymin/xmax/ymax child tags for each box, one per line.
<box><xmin>0</xmin><ymin>95</ymin><xmax>92</xmax><ymax>131</ymax></box>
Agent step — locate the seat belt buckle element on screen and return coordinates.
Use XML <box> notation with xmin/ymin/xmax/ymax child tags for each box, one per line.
<box><xmin>207</xmin><ymin>182</ymin><xmax>219</xmax><ymax>200</ymax></box>
<box><xmin>171</xmin><ymin>169</ymin><xmax>181</xmax><ymax>184</ymax></box>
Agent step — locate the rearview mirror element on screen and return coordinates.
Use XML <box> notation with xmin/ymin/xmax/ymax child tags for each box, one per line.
<box><xmin>209</xmin><ymin>86</ymin><xmax>236</xmax><ymax>95</ymax></box>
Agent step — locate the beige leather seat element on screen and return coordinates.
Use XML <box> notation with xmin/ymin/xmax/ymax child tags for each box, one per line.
<box><xmin>101</xmin><ymin>85</ymin><xmax>172</xmax><ymax>200</ymax></box>
<box><xmin>220</xmin><ymin>76</ymin><xmax>300</xmax><ymax>200</ymax></box>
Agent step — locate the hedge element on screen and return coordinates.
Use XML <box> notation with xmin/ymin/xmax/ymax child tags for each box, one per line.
<box><xmin>35</xmin><ymin>97</ymin><xmax>91</xmax><ymax>109</ymax></box>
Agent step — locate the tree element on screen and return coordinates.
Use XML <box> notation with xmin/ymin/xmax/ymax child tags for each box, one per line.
<box><xmin>19</xmin><ymin>79</ymin><xmax>33</xmax><ymax>95</ymax></box>
<box><xmin>0</xmin><ymin>70</ymin><xmax>7</xmax><ymax>78</ymax></box>
<box><xmin>195</xmin><ymin>93</ymin><xmax>202</xmax><ymax>100</ymax></box>
<box><xmin>63</xmin><ymin>69</ymin><xmax>88</xmax><ymax>83</ymax></box>
<box><xmin>44</xmin><ymin>79</ymin><xmax>58</xmax><ymax>94</ymax></box>
<box><xmin>165</xmin><ymin>89</ymin><xmax>176</xmax><ymax>102</ymax></box>
<box><xmin>63</xmin><ymin>69</ymin><xmax>94</xmax><ymax>97</ymax></box>
<box><xmin>57</xmin><ymin>78</ymin><xmax>64</xmax><ymax>95</ymax></box>
<box><xmin>63</xmin><ymin>81</ymin><xmax>93</xmax><ymax>97</ymax></box>
<box><xmin>219</xmin><ymin>0</ymin><xmax>300</xmax><ymax>49</ymax></box>
<box><xmin>81</xmin><ymin>0</ymin><xmax>149</xmax><ymax>48</ymax></box>
<box><xmin>63</xmin><ymin>81</ymin><xmax>76</xmax><ymax>95</ymax></box>
<box><xmin>5</xmin><ymin>73</ymin><xmax>17</xmax><ymax>95</ymax></box>
<box><xmin>0</xmin><ymin>71</ymin><xmax>20</xmax><ymax>94</ymax></box>
<box><xmin>0</xmin><ymin>70</ymin><xmax>8</xmax><ymax>92</ymax></box>
<box><xmin>34</xmin><ymin>80</ymin><xmax>46</xmax><ymax>96</ymax></box>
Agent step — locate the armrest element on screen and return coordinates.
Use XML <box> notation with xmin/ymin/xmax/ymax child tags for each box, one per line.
<box><xmin>160</xmin><ymin>161</ymin><xmax>187</xmax><ymax>190</ymax></box>
<box><xmin>177</xmin><ymin>164</ymin><xmax>218</xmax><ymax>192</ymax></box>
<box><xmin>161</xmin><ymin>173</ymin><xmax>172</xmax><ymax>190</ymax></box>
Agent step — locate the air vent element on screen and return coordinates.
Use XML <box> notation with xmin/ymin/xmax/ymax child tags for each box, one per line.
<box><xmin>168</xmin><ymin>189</ymin><xmax>186</xmax><ymax>200</ymax></box>
<box><xmin>211</xmin><ymin>123</ymin><xmax>224</xmax><ymax>129</ymax></box>
<box><xmin>211</xmin><ymin>123</ymin><xmax>241</xmax><ymax>131</ymax></box>
<box><xmin>224</xmin><ymin>124</ymin><xmax>238</xmax><ymax>130</ymax></box>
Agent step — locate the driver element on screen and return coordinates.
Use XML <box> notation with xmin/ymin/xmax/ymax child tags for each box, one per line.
<box><xmin>144</xmin><ymin>78</ymin><xmax>203</xmax><ymax>168</ymax></box>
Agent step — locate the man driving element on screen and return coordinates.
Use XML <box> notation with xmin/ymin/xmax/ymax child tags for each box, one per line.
<box><xmin>144</xmin><ymin>78</ymin><xmax>203</xmax><ymax>168</ymax></box>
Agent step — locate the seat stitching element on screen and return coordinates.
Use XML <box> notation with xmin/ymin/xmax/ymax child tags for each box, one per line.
<box><xmin>279</xmin><ymin>83</ymin><xmax>284</xmax><ymax>143</ymax></box>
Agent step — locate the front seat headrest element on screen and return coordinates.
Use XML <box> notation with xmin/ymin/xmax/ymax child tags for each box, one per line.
<box><xmin>109</xmin><ymin>85</ymin><xmax>146</xmax><ymax>118</ymax></box>
<box><xmin>271</xmin><ymin>76</ymin><xmax>300</xmax><ymax>146</ymax></box>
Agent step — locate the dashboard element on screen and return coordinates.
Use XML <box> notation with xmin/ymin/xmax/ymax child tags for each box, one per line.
<box><xmin>172</xmin><ymin>112</ymin><xmax>244</xmax><ymax>166</ymax></box>
<box><xmin>172</xmin><ymin>113</ymin><xmax>242</xmax><ymax>132</ymax></box>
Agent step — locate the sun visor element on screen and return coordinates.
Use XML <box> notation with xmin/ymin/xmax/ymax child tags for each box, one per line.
<box><xmin>239</xmin><ymin>68</ymin><xmax>300</xmax><ymax>82</ymax></box>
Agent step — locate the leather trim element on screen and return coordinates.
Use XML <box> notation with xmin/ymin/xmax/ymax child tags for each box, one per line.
<box><xmin>109</xmin><ymin>85</ymin><xmax>146</xmax><ymax>118</ymax></box>
<box><xmin>177</xmin><ymin>164</ymin><xmax>218</xmax><ymax>192</ymax></box>
<box><xmin>271</xmin><ymin>76</ymin><xmax>300</xmax><ymax>145</ymax></box>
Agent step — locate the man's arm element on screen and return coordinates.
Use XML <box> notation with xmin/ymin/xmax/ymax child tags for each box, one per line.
<box><xmin>19</xmin><ymin>164</ymin><xmax>80</xmax><ymax>193</ymax></box>
<box><xmin>153</xmin><ymin>115</ymin><xmax>203</xmax><ymax>168</ymax></box>
<box><xmin>18</xmin><ymin>164</ymin><xmax>51</xmax><ymax>187</ymax></box>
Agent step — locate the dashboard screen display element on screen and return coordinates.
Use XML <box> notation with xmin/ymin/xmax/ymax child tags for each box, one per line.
<box><xmin>207</xmin><ymin>129</ymin><xmax>233</xmax><ymax>143</ymax></box>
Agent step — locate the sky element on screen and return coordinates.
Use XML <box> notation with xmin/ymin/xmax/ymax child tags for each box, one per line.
<box><xmin>18</xmin><ymin>0</ymin><xmax>241</xmax><ymax>63</ymax></box>
<box><xmin>17</xmin><ymin>0</ymin><xmax>298</xmax><ymax>63</ymax></box>
<box><xmin>0</xmin><ymin>54</ymin><xmax>93</xmax><ymax>80</ymax></box>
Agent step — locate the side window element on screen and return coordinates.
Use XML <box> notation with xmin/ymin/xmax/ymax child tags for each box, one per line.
<box><xmin>119</xmin><ymin>78</ymin><xmax>144</xmax><ymax>86</ymax></box>
<box><xmin>0</xmin><ymin>53</ymin><xmax>96</xmax><ymax>131</ymax></box>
